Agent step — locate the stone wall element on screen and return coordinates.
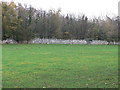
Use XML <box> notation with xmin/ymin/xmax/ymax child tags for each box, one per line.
<box><xmin>2</xmin><ymin>39</ymin><xmax>17</xmax><ymax>44</ymax></box>
<box><xmin>1</xmin><ymin>38</ymin><xmax>120</xmax><ymax>45</ymax></box>
<box><xmin>29</xmin><ymin>38</ymin><xmax>87</xmax><ymax>44</ymax></box>
<box><xmin>29</xmin><ymin>38</ymin><xmax>120</xmax><ymax>45</ymax></box>
<box><xmin>90</xmin><ymin>40</ymin><xmax>108</xmax><ymax>45</ymax></box>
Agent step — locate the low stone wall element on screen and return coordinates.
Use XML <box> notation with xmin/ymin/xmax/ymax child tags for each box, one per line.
<box><xmin>29</xmin><ymin>38</ymin><xmax>120</xmax><ymax>45</ymax></box>
<box><xmin>2</xmin><ymin>39</ymin><xmax>17</xmax><ymax>44</ymax></box>
<box><xmin>90</xmin><ymin>40</ymin><xmax>108</xmax><ymax>45</ymax></box>
<box><xmin>1</xmin><ymin>38</ymin><xmax>120</xmax><ymax>45</ymax></box>
<box><xmin>29</xmin><ymin>39</ymin><xmax>87</xmax><ymax>44</ymax></box>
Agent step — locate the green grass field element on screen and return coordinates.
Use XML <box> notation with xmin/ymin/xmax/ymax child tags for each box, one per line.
<box><xmin>2</xmin><ymin>44</ymin><xmax>118</xmax><ymax>88</ymax></box>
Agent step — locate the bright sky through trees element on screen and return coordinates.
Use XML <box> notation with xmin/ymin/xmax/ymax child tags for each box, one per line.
<box><xmin>3</xmin><ymin>0</ymin><xmax>119</xmax><ymax>18</ymax></box>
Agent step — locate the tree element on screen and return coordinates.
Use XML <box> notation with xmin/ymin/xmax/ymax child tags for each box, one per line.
<box><xmin>2</xmin><ymin>1</ymin><xmax>118</xmax><ymax>43</ymax></box>
<box><xmin>2</xmin><ymin>1</ymin><xmax>21</xmax><ymax>40</ymax></box>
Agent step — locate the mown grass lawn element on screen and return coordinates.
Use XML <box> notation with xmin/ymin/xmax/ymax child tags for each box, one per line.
<box><xmin>2</xmin><ymin>44</ymin><xmax>118</xmax><ymax>88</ymax></box>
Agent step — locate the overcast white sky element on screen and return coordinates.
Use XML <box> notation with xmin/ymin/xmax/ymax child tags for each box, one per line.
<box><xmin>3</xmin><ymin>0</ymin><xmax>119</xmax><ymax>18</ymax></box>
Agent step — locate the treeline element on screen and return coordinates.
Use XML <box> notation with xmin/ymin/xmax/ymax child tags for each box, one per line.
<box><xmin>1</xmin><ymin>1</ymin><xmax>120</xmax><ymax>43</ymax></box>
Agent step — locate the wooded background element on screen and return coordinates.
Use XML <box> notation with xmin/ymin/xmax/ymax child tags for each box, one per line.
<box><xmin>1</xmin><ymin>1</ymin><xmax>120</xmax><ymax>43</ymax></box>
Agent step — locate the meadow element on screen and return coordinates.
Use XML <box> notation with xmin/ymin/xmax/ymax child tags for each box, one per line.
<box><xmin>2</xmin><ymin>44</ymin><xmax>118</xmax><ymax>88</ymax></box>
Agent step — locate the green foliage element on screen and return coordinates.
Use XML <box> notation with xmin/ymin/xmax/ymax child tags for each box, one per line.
<box><xmin>2</xmin><ymin>1</ymin><xmax>119</xmax><ymax>42</ymax></box>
